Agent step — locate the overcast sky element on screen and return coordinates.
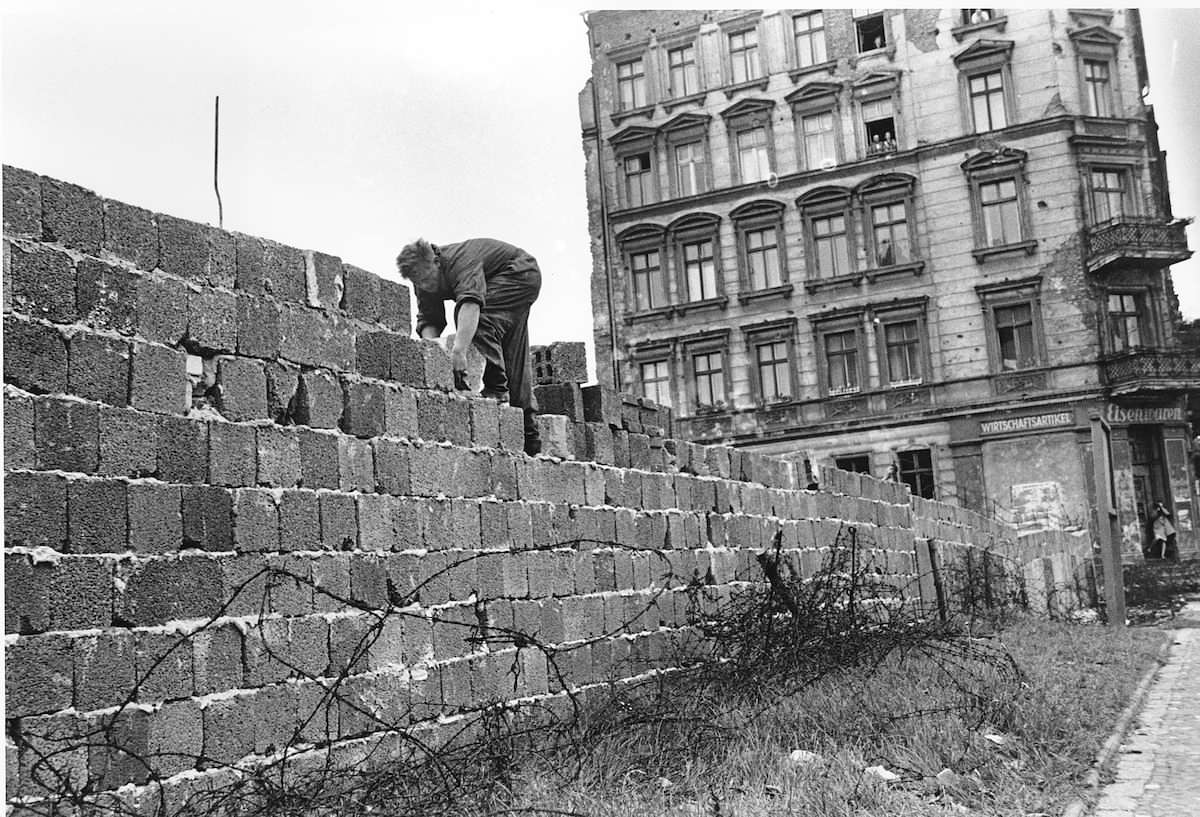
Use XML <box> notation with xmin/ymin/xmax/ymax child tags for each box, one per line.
<box><xmin>4</xmin><ymin>3</ymin><xmax>1198</xmax><ymax>377</ymax></box>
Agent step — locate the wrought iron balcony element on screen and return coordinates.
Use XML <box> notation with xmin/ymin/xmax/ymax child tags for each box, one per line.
<box><xmin>1101</xmin><ymin>349</ymin><xmax>1200</xmax><ymax>396</ymax></box>
<box><xmin>1083</xmin><ymin>215</ymin><xmax>1192</xmax><ymax>274</ymax></box>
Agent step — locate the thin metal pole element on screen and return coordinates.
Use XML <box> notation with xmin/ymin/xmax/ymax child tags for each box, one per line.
<box><xmin>213</xmin><ymin>96</ymin><xmax>224</xmax><ymax>229</ymax></box>
<box><xmin>1090</xmin><ymin>414</ymin><xmax>1126</xmax><ymax>626</ymax></box>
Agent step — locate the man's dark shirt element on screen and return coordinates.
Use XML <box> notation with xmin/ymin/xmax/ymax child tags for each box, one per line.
<box><xmin>414</xmin><ymin>238</ymin><xmax>540</xmax><ymax>336</ymax></box>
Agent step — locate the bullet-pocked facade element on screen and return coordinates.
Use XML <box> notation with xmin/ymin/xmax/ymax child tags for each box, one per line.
<box><xmin>579</xmin><ymin>8</ymin><xmax>1198</xmax><ymax>559</ymax></box>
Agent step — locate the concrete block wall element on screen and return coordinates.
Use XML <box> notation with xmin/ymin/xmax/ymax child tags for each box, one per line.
<box><xmin>3</xmin><ymin>168</ymin><xmax>1093</xmax><ymax>812</ymax></box>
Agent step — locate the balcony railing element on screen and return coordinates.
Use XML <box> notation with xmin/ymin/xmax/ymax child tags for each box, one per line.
<box><xmin>1083</xmin><ymin>215</ymin><xmax>1192</xmax><ymax>274</ymax></box>
<box><xmin>1102</xmin><ymin>349</ymin><xmax>1200</xmax><ymax>395</ymax></box>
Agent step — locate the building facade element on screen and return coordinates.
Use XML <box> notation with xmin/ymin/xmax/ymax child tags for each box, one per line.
<box><xmin>579</xmin><ymin>8</ymin><xmax>1198</xmax><ymax>559</ymax></box>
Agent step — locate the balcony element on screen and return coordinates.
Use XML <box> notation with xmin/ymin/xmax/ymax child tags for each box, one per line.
<box><xmin>1101</xmin><ymin>349</ymin><xmax>1200</xmax><ymax>396</ymax></box>
<box><xmin>1083</xmin><ymin>216</ymin><xmax>1192</xmax><ymax>274</ymax></box>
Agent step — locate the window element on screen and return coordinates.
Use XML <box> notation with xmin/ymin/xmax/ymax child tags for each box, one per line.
<box><xmin>623</xmin><ymin>152</ymin><xmax>654</xmax><ymax>208</ymax></box>
<box><xmin>960</xmin><ymin>9</ymin><xmax>994</xmax><ymax>24</ymax></box>
<box><xmin>980</xmin><ymin>179</ymin><xmax>1021</xmax><ymax>247</ymax></box>
<box><xmin>729</xmin><ymin>29</ymin><xmax>761</xmax><ymax>84</ymax></box>
<box><xmin>793</xmin><ymin>12</ymin><xmax>827</xmax><ymax>68</ymax></box>
<box><xmin>640</xmin><ymin>360</ymin><xmax>672</xmax><ymax>407</ymax></box>
<box><xmin>825</xmin><ymin>329</ymin><xmax>860</xmax><ymax>394</ymax></box>
<box><xmin>617</xmin><ymin>59</ymin><xmax>647</xmax><ymax>111</ymax></box>
<box><xmin>1091</xmin><ymin>168</ymin><xmax>1127</xmax><ymax>224</ymax></box>
<box><xmin>736</xmin><ymin>126</ymin><xmax>771</xmax><ymax>184</ymax></box>
<box><xmin>898</xmin><ymin>449</ymin><xmax>935</xmax><ymax>499</ymax></box>
<box><xmin>977</xmin><ymin>276</ymin><xmax>1044</xmax><ymax>374</ymax></box>
<box><xmin>870</xmin><ymin>202</ymin><xmax>909</xmax><ymax>266</ymax></box>
<box><xmin>862</xmin><ymin>98</ymin><xmax>897</xmax><ymax>155</ymax></box>
<box><xmin>744</xmin><ymin>227</ymin><xmax>783</xmax><ymax>290</ymax></box>
<box><xmin>855</xmin><ymin>11</ymin><xmax>887</xmax><ymax>52</ymax></box>
<box><xmin>1107</xmin><ymin>292</ymin><xmax>1147</xmax><ymax>352</ymax></box>
<box><xmin>674</xmin><ymin>142</ymin><xmax>707</xmax><ymax>197</ymax></box>
<box><xmin>630</xmin><ymin>249</ymin><xmax>667</xmax><ymax>312</ymax></box>
<box><xmin>883</xmin><ymin>319</ymin><xmax>922</xmax><ymax>384</ymax></box>
<box><xmin>835</xmin><ymin>454</ymin><xmax>870</xmax><ymax>474</ymax></box>
<box><xmin>668</xmin><ymin>45</ymin><xmax>700</xmax><ymax>98</ymax></box>
<box><xmin>813</xmin><ymin>214</ymin><xmax>851</xmax><ymax>278</ymax></box>
<box><xmin>968</xmin><ymin>70</ymin><xmax>1007</xmax><ymax>132</ymax></box>
<box><xmin>682</xmin><ymin>239</ymin><xmax>718</xmax><ymax>302</ymax></box>
<box><xmin>1082</xmin><ymin>58</ymin><xmax>1112</xmax><ymax>117</ymax></box>
<box><xmin>801</xmin><ymin>111</ymin><xmax>838</xmax><ymax>169</ymax></box>
<box><xmin>756</xmin><ymin>340</ymin><xmax>792</xmax><ymax>402</ymax></box>
<box><xmin>693</xmin><ymin>350</ymin><xmax>725</xmax><ymax>408</ymax></box>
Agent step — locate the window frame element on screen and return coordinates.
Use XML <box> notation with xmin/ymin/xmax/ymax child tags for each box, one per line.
<box><xmin>853</xmin><ymin>73</ymin><xmax>901</xmax><ymax>159</ymax></box>
<box><xmin>962</xmin><ymin>148</ymin><xmax>1037</xmax><ymax>261</ymax></box>
<box><xmin>616</xmin><ymin>224</ymin><xmax>671</xmax><ymax>318</ymax></box>
<box><xmin>609</xmin><ymin>127</ymin><xmax>660</xmax><ymax>211</ymax></box>
<box><xmin>798</xmin><ymin>186</ymin><xmax>856</xmax><ymax>285</ymax></box>
<box><xmin>953</xmin><ymin>39</ymin><xmax>1016</xmax><ymax>135</ymax></box>
<box><xmin>898</xmin><ymin>448</ymin><xmax>936</xmax><ymax>499</ymax></box>
<box><xmin>1104</xmin><ymin>288</ymin><xmax>1156</xmax><ymax>354</ymax></box>
<box><xmin>813</xmin><ymin>311</ymin><xmax>867</xmax><ymax>397</ymax></box>
<box><xmin>745</xmin><ymin>319</ymin><xmax>798</xmax><ymax>406</ymax></box>
<box><xmin>835</xmin><ymin>453</ymin><xmax>871</xmax><ymax>474</ymax></box>
<box><xmin>727</xmin><ymin>26</ymin><xmax>762</xmax><ymax>86</ymax></box>
<box><xmin>871</xmin><ymin>298</ymin><xmax>931</xmax><ymax>388</ymax></box>
<box><xmin>787</xmin><ymin>82</ymin><xmax>843</xmax><ymax>171</ymax></box>
<box><xmin>681</xmin><ymin>330</ymin><xmax>731</xmax><ymax>414</ymax></box>
<box><xmin>638</xmin><ymin>358</ymin><xmax>674</xmax><ymax>408</ymax></box>
<box><xmin>660</xmin><ymin>113</ymin><xmax>713</xmax><ymax>199</ymax></box>
<box><xmin>731</xmin><ymin>199</ymin><xmax>789</xmax><ymax>296</ymax></box>
<box><xmin>721</xmin><ymin>98</ymin><xmax>777</xmax><ymax>187</ymax></box>
<box><xmin>668</xmin><ymin>212</ymin><xmax>726</xmax><ymax>309</ymax></box>
<box><xmin>1069</xmin><ymin>26</ymin><xmax>1123</xmax><ymax>119</ymax></box>
<box><xmin>858</xmin><ymin>173</ymin><xmax>920</xmax><ymax>272</ymax></box>
<box><xmin>1085</xmin><ymin>163</ymin><xmax>1140</xmax><ymax>225</ymax></box>
<box><xmin>976</xmin><ymin>276</ymin><xmax>1046</xmax><ymax>374</ymax></box>
<box><xmin>666</xmin><ymin>42</ymin><xmax>701</xmax><ymax>100</ymax></box>
<box><xmin>616</xmin><ymin>56</ymin><xmax>649</xmax><ymax>112</ymax></box>
<box><xmin>791</xmin><ymin>10</ymin><xmax>829</xmax><ymax>71</ymax></box>
<box><xmin>852</xmin><ymin>9</ymin><xmax>889</xmax><ymax>54</ymax></box>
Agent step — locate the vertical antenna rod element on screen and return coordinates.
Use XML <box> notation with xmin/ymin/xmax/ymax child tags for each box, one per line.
<box><xmin>213</xmin><ymin>95</ymin><xmax>224</xmax><ymax>229</ymax></box>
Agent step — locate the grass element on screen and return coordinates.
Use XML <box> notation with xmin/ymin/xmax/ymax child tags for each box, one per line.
<box><xmin>478</xmin><ymin>617</ymin><xmax>1164</xmax><ymax>817</ymax></box>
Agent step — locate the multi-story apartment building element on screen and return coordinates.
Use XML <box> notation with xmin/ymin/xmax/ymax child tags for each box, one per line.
<box><xmin>579</xmin><ymin>8</ymin><xmax>1198</xmax><ymax>559</ymax></box>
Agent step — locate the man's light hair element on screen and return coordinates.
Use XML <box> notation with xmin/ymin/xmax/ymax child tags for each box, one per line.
<box><xmin>396</xmin><ymin>238</ymin><xmax>435</xmax><ymax>279</ymax></box>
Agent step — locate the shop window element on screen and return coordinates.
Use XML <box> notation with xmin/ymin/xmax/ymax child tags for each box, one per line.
<box><xmin>977</xmin><ymin>276</ymin><xmax>1045</xmax><ymax>373</ymax></box>
<box><xmin>835</xmin><ymin>454</ymin><xmax>871</xmax><ymax>473</ymax></box>
<box><xmin>728</xmin><ymin>29</ymin><xmax>761</xmax><ymax>84</ymax></box>
<box><xmin>793</xmin><ymin>11</ymin><xmax>827</xmax><ymax>68</ymax></box>
<box><xmin>617</xmin><ymin>58</ymin><xmax>647</xmax><ymax>111</ymax></box>
<box><xmin>898</xmin><ymin>448</ymin><xmax>936</xmax><ymax>499</ymax></box>
<box><xmin>640</xmin><ymin>359</ymin><xmax>673</xmax><ymax>407</ymax></box>
<box><xmin>854</xmin><ymin>10</ymin><xmax>887</xmax><ymax>53</ymax></box>
<box><xmin>1107</xmin><ymin>292</ymin><xmax>1150</xmax><ymax>353</ymax></box>
<box><xmin>667</xmin><ymin>44</ymin><xmax>700</xmax><ymax>98</ymax></box>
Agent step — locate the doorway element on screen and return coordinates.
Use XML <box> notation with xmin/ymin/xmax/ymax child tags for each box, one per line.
<box><xmin>1129</xmin><ymin>425</ymin><xmax>1168</xmax><ymax>554</ymax></box>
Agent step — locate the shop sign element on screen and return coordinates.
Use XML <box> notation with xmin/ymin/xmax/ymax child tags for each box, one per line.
<box><xmin>980</xmin><ymin>411</ymin><xmax>1074</xmax><ymax>435</ymax></box>
<box><xmin>1104</xmin><ymin>404</ymin><xmax>1184</xmax><ymax>425</ymax></box>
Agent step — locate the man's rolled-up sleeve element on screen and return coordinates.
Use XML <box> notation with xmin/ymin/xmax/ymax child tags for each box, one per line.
<box><xmin>452</xmin><ymin>262</ymin><xmax>487</xmax><ymax>318</ymax></box>
<box><xmin>415</xmin><ymin>291</ymin><xmax>448</xmax><ymax>337</ymax></box>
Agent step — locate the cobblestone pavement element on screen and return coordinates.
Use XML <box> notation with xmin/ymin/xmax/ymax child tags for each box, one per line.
<box><xmin>1092</xmin><ymin>606</ymin><xmax>1200</xmax><ymax>817</ymax></box>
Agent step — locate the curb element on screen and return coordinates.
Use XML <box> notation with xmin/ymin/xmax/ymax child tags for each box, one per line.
<box><xmin>1059</xmin><ymin>631</ymin><xmax>1175</xmax><ymax>817</ymax></box>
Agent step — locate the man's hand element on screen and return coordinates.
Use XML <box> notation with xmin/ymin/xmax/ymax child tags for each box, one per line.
<box><xmin>450</xmin><ymin>346</ymin><xmax>468</xmax><ymax>373</ymax></box>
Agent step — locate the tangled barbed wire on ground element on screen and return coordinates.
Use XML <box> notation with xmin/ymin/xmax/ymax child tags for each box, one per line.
<box><xmin>10</xmin><ymin>521</ymin><xmax>1094</xmax><ymax>817</ymax></box>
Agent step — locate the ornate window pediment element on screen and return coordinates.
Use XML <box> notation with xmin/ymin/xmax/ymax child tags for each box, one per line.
<box><xmin>953</xmin><ymin>38</ymin><xmax>1014</xmax><ymax>68</ymax></box>
<box><xmin>796</xmin><ymin>185</ymin><xmax>852</xmax><ymax>209</ymax></box>
<box><xmin>660</xmin><ymin>112</ymin><xmax>711</xmax><ymax>136</ymax></box>
<box><xmin>730</xmin><ymin>199</ymin><xmax>786</xmax><ymax>221</ymax></box>
<box><xmin>785</xmin><ymin>81</ymin><xmax>842</xmax><ymax>107</ymax></box>
<box><xmin>856</xmin><ymin>172</ymin><xmax>917</xmax><ymax>198</ymax></box>
<box><xmin>609</xmin><ymin>125</ymin><xmax>657</xmax><ymax>147</ymax></box>
<box><xmin>720</xmin><ymin>97</ymin><xmax>775</xmax><ymax>122</ymax></box>
<box><xmin>852</xmin><ymin>71</ymin><xmax>900</xmax><ymax>99</ymax></box>
<box><xmin>615</xmin><ymin>223</ymin><xmax>666</xmax><ymax>245</ymax></box>
<box><xmin>961</xmin><ymin>147</ymin><xmax>1027</xmax><ymax>173</ymax></box>
<box><xmin>667</xmin><ymin>211</ymin><xmax>721</xmax><ymax>234</ymax></box>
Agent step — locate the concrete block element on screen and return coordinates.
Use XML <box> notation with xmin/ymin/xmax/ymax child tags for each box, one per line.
<box><xmin>4</xmin><ymin>389</ymin><xmax>35</xmax><ymax>468</ymax></box>
<box><xmin>214</xmin><ymin>355</ymin><xmax>267</xmax><ymax>421</ymax></box>
<box><xmin>201</xmin><ymin>694</ymin><xmax>256</xmax><ymax>767</ymax></box>
<box><xmin>145</xmin><ymin>700</ymin><xmax>202</xmax><ymax>778</ymax></box>
<box><xmin>498</xmin><ymin>405</ymin><xmax>525</xmax><ymax>452</ymax></box>
<box><xmin>533</xmin><ymin>383</ymin><xmax>585</xmax><ymax>422</ymax></box>
<box><xmin>67</xmin><ymin>478</ymin><xmax>127</xmax><ymax>554</ymax></box>
<box><xmin>116</xmin><ymin>555</ymin><xmax>225</xmax><ymax>626</ymax></box>
<box><xmin>157</xmin><ymin>414</ymin><xmax>208</xmax><ymax>483</ymax></box>
<box><xmin>133</xmin><ymin>630</ymin><xmax>194</xmax><ymax>703</ymax></box>
<box><xmin>73</xmin><ymin>631</ymin><xmax>137</xmax><ymax>712</ymax></box>
<box><xmin>342</xmin><ymin>378</ymin><xmax>388</xmax><ymax>438</ymax></box>
<box><xmin>443</xmin><ymin>393</ymin><xmax>473</xmax><ymax>446</ymax></box>
<box><xmin>182</xmin><ymin>485</ymin><xmax>233</xmax><ymax>551</ymax></box>
<box><xmin>279</xmin><ymin>489</ymin><xmax>321</xmax><ymax>551</ymax></box>
<box><xmin>3</xmin><ymin>165</ymin><xmax>41</xmax><ymax>236</ymax></box>
<box><xmin>307</xmin><ymin>250</ymin><xmax>343</xmax><ymax>309</ymax></box>
<box><xmin>385</xmin><ymin>383</ymin><xmax>419</xmax><ymax>438</ymax></box>
<box><xmin>185</xmin><ymin>287</ymin><xmax>238</xmax><ymax>355</ymax></box>
<box><xmin>191</xmin><ymin>622</ymin><xmax>244</xmax><ymax>694</ymax></box>
<box><xmin>296</xmin><ymin>427</ymin><xmax>339</xmax><ymax>489</ymax></box>
<box><xmin>102</xmin><ymin>197</ymin><xmax>158</xmax><ymax>270</ymax></box>
<box><xmin>127</xmin><ymin>482</ymin><xmax>182</xmax><ymax>553</ymax></box>
<box><xmin>531</xmin><ymin>341</ymin><xmax>587</xmax><ymax>385</ymax></box>
<box><xmin>77</xmin><ymin>257</ymin><xmax>139</xmax><ymax>335</ymax></box>
<box><xmin>235</xmin><ymin>292</ymin><xmax>281</xmax><ymax>359</ymax></box>
<box><xmin>134</xmin><ymin>272</ymin><xmax>188</xmax><ymax>345</ymax></box>
<box><xmin>341</xmin><ymin>262</ymin><xmax>381</xmax><ymax>322</ymax></box>
<box><xmin>235</xmin><ymin>233</ymin><xmax>306</xmax><ymax>302</ymax></box>
<box><xmin>264</xmin><ymin>360</ymin><xmax>300</xmax><ymax>424</ymax></box>
<box><xmin>5</xmin><ymin>634</ymin><xmax>74</xmax><ymax>716</ymax></box>
<box><xmin>278</xmin><ymin>304</ymin><xmax>355</xmax><ymax>371</ymax></box>
<box><xmin>469</xmin><ymin>396</ymin><xmax>501</xmax><ymax>449</ymax></box>
<box><xmin>4</xmin><ymin>316</ymin><xmax>67</xmax><ymax>394</ymax></box>
<box><xmin>373</xmin><ymin>437</ymin><xmax>412</xmax><ymax>495</ymax></box>
<box><xmin>357</xmin><ymin>493</ymin><xmax>396</xmax><ymax>552</ymax></box>
<box><xmin>581</xmin><ymin>384</ymin><xmax>622</xmax><ymax>427</ymax></box>
<box><xmin>41</xmin><ymin>176</ymin><xmax>103</xmax><ymax>253</ymax></box>
<box><xmin>34</xmin><ymin>396</ymin><xmax>98</xmax><ymax>472</ymax></box>
<box><xmin>378</xmin><ymin>278</ymin><xmax>412</xmax><ymax>334</ymax></box>
<box><xmin>130</xmin><ymin>341</ymin><xmax>188</xmax><ymax>415</ymax></box>
<box><xmin>535</xmin><ymin>414</ymin><xmax>573</xmax><ymax>459</ymax></box>
<box><xmin>234</xmin><ymin>488</ymin><xmax>280</xmax><ymax>553</ymax></box>
<box><xmin>256</xmin><ymin>425</ymin><xmax>300</xmax><ymax>488</ymax></box>
<box><xmin>339</xmin><ymin>435</ymin><xmax>376</xmax><ymax>492</ymax></box>
<box><xmin>320</xmin><ymin>491</ymin><xmax>358</xmax><ymax>550</ymax></box>
<box><xmin>208</xmin><ymin>420</ymin><xmax>257</xmax><ymax>487</ymax></box>
<box><xmin>157</xmin><ymin>213</ymin><xmax>235</xmax><ymax>287</ymax></box>
<box><xmin>295</xmin><ymin>368</ymin><xmax>342</xmax><ymax>428</ymax></box>
<box><xmin>97</xmin><ymin>406</ymin><xmax>158</xmax><ymax>477</ymax></box>
<box><xmin>355</xmin><ymin>330</ymin><xmax>393</xmax><ymax>380</ymax></box>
